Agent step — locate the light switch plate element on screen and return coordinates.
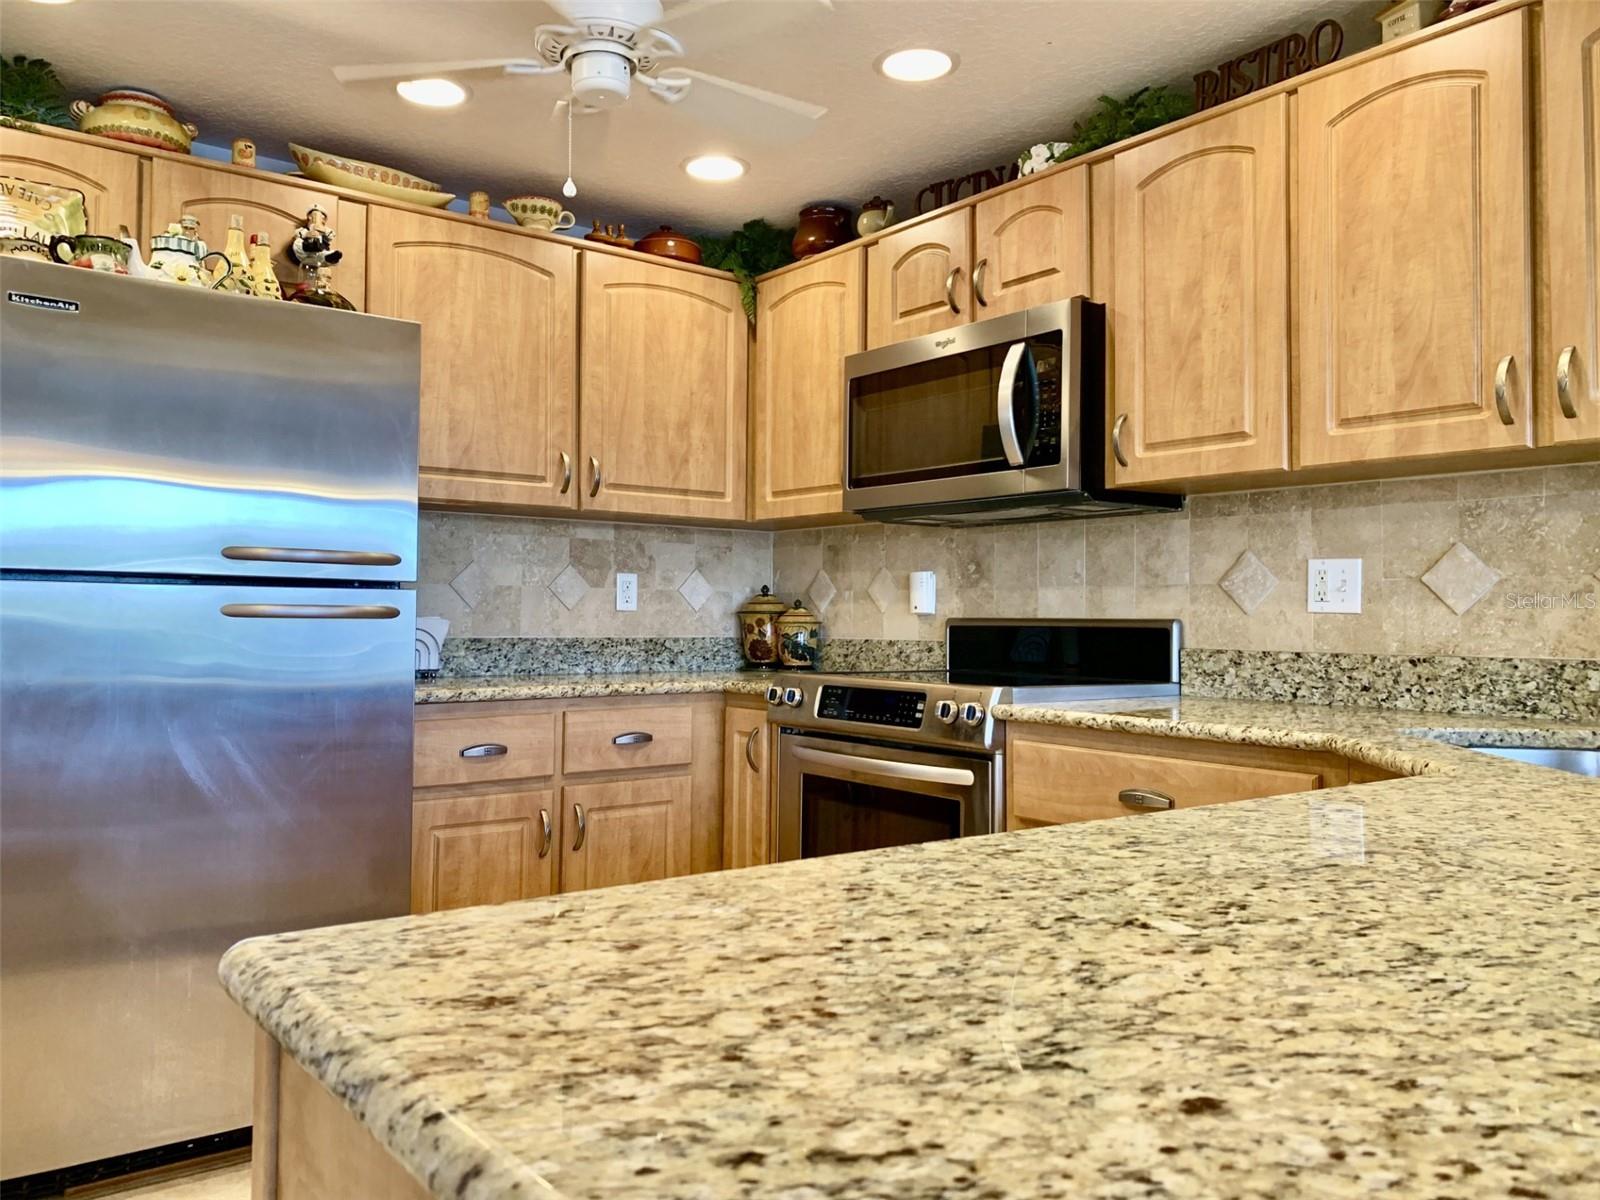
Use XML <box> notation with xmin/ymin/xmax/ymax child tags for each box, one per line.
<box><xmin>615</xmin><ymin>572</ymin><xmax>638</xmax><ymax>611</ymax></box>
<box><xmin>1308</xmin><ymin>558</ymin><xmax>1362</xmax><ymax>613</ymax></box>
<box><xmin>909</xmin><ymin>571</ymin><xmax>937</xmax><ymax>614</ymax></box>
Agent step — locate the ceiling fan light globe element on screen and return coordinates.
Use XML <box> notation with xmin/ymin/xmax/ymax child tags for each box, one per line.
<box><xmin>569</xmin><ymin>49</ymin><xmax>633</xmax><ymax>107</ymax></box>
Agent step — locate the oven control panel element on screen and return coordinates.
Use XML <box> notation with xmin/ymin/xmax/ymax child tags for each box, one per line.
<box><xmin>815</xmin><ymin>684</ymin><xmax>926</xmax><ymax>729</ymax></box>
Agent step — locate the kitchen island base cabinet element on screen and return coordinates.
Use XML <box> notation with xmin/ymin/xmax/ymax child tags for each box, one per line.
<box><xmin>411</xmin><ymin>789</ymin><xmax>555</xmax><ymax>913</ymax></box>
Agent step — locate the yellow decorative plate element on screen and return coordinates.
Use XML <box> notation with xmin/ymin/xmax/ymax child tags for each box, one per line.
<box><xmin>288</xmin><ymin>144</ymin><xmax>455</xmax><ymax>208</ymax></box>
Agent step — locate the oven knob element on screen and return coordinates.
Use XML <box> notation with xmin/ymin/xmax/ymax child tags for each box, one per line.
<box><xmin>782</xmin><ymin>686</ymin><xmax>804</xmax><ymax>708</ymax></box>
<box><xmin>765</xmin><ymin>684</ymin><xmax>783</xmax><ymax>706</ymax></box>
<box><xmin>933</xmin><ymin>699</ymin><xmax>959</xmax><ymax>725</ymax></box>
<box><xmin>959</xmin><ymin>702</ymin><xmax>985</xmax><ymax>727</ymax></box>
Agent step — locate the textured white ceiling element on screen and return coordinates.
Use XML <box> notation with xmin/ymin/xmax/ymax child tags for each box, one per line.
<box><xmin>2</xmin><ymin>0</ymin><xmax>1381</xmax><ymax>236</ymax></box>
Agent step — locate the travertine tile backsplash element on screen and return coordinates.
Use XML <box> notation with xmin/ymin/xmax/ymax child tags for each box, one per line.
<box><xmin>772</xmin><ymin>465</ymin><xmax>1600</xmax><ymax>660</ymax></box>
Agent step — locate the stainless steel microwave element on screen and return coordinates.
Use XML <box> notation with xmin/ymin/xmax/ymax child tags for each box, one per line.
<box><xmin>842</xmin><ymin>298</ymin><xmax>1181</xmax><ymax>524</ymax></box>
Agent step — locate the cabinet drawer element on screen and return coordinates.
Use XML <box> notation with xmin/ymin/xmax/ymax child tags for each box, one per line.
<box><xmin>414</xmin><ymin>712</ymin><xmax>557</xmax><ymax>788</ymax></box>
<box><xmin>1009</xmin><ymin>738</ymin><xmax>1327</xmax><ymax>828</ymax></box>
<box><xmin>562</xmin><ymin>704</ymin><xmax>693</xmax><ymax>774</ymax></box>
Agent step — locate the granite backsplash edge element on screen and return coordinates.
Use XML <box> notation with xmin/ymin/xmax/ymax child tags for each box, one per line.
<box><xmin>436</xmin><ymin>638</ymin><xmax>1599</xmax><ymax>724</ymax></box>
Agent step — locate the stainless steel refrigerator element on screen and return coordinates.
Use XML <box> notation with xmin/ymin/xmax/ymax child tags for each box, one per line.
<box><xmin>0</xmin><ymin>259</ymin><xmax>420</xmax><ymax>1180</ymax></box>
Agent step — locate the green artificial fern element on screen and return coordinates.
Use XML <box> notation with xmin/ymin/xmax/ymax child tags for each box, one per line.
<box><xmin>1064</xmin><ymin>86</ymin><xmax>1194</xmax><ymax>158</ymax></box>
<box><xmin>0</xmin><ymin>55</ymin><xmax>72</xmax><ymax>128</ymax></box>
<box><xmin>698</xmin><ymin>218</ymin><xmax>796</xmax><ymax>324</ymax></box>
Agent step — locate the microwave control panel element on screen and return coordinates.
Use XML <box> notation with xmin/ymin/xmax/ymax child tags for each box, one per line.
<box><xmin>816</xmin><ymin>685</ymin><xmax>927</xmax><ymax>729</ymax></box>
<box><xmin>1029</xmin><ymin>341</ymin><xmax>1062</xmax><ymax>466</ymax></box>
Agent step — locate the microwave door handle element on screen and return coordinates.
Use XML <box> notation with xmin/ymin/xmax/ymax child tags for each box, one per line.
<box><xmin>997</xmin><ymin>342</ymin><xmax>1030</xmax><ymax>468</ymax></box>
<box><xmin>790</xmin><ymin>745</ymin><xmax>976</xmax><ymax>787</ymax></box>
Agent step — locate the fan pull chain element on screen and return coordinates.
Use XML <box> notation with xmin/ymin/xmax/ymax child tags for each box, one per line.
<box><xmin>562</xmin><ymin>101</ymin><xmax>577</xmax><ymax>199</ymax></box>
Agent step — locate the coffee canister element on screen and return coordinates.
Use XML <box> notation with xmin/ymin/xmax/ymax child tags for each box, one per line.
<box><xmin>776</xmin><ymin>599</ymin><xmax>822</xmax><ymax>669</ymax></box>
<box><xmin>736</xmin><ymin>585</ymin><xmax>788</xmax><ymax>668</ymax></box>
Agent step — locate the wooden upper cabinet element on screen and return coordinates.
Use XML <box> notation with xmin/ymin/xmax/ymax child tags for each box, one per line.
<box><xmin>411</xmin><ymin>788</ymin><xmax>555</xmax><ymax>913</ymax></box>
<box><xmin>1108</xmin><ymin>96</ymin><xmax>1291</xmax><ymax>486</ymax></box>
<box><xmin>559</xmin><ymin>775</ymin><xmax>692</xmax><ymax>893</ymax></box>
<box><xmin>865</xmin><ymin>208</ymin><xmax>972</xmax><ymax>348</ymax></box>
<box><xmin>146</xmin><ymin>159</ymin><xmax>367</xmax><ymax>309</ymax></box>
<box><xmin>972</xmin><ymin>167</ymin><xmax>1090</xmax><ymax>318</ymax></box>
<box><xmin>367</xmin><ymin>207</ymin><xmax>577</xmax><ymax>510</ymax></box>
<box><xmin>579</xmin><ymin>252</ymin><xmax>747</xmax><ymax>521</ymax></box>
<box><xmin>722</xmin><ymin>701</ymin><xmax>770</xmax><ymax>870</ymax></box>
<box><xmin>0</xmin><ymin>127</ymin><xmax>140</xmax><ymax>237</ymax></box>
<box><xmin>1540</xmin><ymin>0</ymin><xmax>1600</xmax><ymax>445</ymax></box>
<box><xmin>752</xmin><ymin>249</ymin><xmax>863</xmax><ymax>520</ymax></box>
<box><xmin>1297</xmin><ymin>10</ymin><xmax>1533</xmax><ymax>466</ymax></box>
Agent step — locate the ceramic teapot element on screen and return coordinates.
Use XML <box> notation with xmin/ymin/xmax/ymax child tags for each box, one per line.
<box><xmin>147</xmin><ymin>222</ymin><xmax>230</xmax><ymax>289</ymax></box>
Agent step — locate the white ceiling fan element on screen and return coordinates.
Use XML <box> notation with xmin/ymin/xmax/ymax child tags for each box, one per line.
<box><xmin>332</xmin><ymin>0</ymin><xmax>830</xmax><ymax>141</ymax></box>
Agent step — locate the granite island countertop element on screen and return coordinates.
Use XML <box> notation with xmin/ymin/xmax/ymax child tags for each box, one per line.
<box><xmin>221</xmin><ymin>699</ymin><xmax>1600</xmax><ymax>1200</ymax></box>
<box><xmin>415</xmin><ymin>671</ymin><xmax>769</xmax><ymax>703</ymax></box>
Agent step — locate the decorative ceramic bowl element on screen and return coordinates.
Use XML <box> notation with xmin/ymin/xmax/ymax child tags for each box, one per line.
<box><xmin>635</xmin><ymin>224</ymin><xmax>701</xmax><ymax>264</ymax></box>
<box><xmin>288</xmin><ymin>144</ymin><xmax>455</xmax><ymax>208</ymax></box>
<box><xmin>72</xmin><ymin>89</ymin><xmax>198</xmax><ymax>153</ymax></box>
<box><xmin>504</xmin><ymin>195</ymin><xmax>577</xmax><ymax>231</ymax></box>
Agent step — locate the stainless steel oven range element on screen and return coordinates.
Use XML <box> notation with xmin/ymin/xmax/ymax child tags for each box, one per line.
<box><xmin>768</xmin><ymin>620</ymin><xmax>1181</xmax><ymax>862</ymax></box>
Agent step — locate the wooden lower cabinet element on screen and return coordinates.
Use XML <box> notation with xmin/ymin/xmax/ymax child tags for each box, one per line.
<box><xmin>1007</xmin><ymin>724</ymin><xmax>1350</xmax><ymax>829</ymax></box>
<box><xmin>411</xmin><ymin>789</ymin><xmax>555</xmax><ymax>913</ymax></box>
<box><xmin>722</xmin><ymin>698</ymin><xmax>771</xmax><ymax>869</ymax></box>
<box><xmin>560</xmin><ymin>775</ymin><xmax>693</xmax><ymax>892</ymax></box>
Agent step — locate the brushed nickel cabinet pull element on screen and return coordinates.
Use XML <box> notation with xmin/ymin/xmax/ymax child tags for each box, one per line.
<box><xmin>559</xmin><ymin>451</ymin><xmax>573</xmax><ymax>494</ymax></box>
<box><xmin>222</xmin><ymin>546</ymin><xmax>401</xmax><ymax>566</ymax></box>
<box><xmin>612</xmin><ymin>731</ymin><xmax>653</xmax><ymax>746</ymax></box>
<box><xmin>1118</xmin><ymin>787</ymin><xmax>1175</xmax><ymax>811</ymax></box>
<box><xmin>744</xmin><ymin>725</ymin><xmax>760</xmax><ymax>772</ymax></box>
<box><xmin>220</xmin><ymin>603</ymin><xmax>400</xmax><ymax>620</ymax></box>
<box><xmin>572</xmin><ymin>803</ymin><xmax>586</xmax><ymax>852</ymax></box>
<box><xmin>459</xmin><ymin>743</ymin><xmax>508</xmax><ymax>759</ymax></box>
<box><xmin>944</xmin><ymin>266</ymin><xmax>962</xmax><ymax>315</ymax></box>
<box><xmin>973</xmin><ymin>257</ymin><xmax>989</xmax><ymax>308</ymax></box>
<box><xmin>1556</xmin><ymin>345</ymin><xmax>1579</xmax><ymax>420</ymax></box>
<box><xmin>589</xmin><ymin>456</ymin><xmax>603</xmax><ymax>497</ymax></box>
<box><xmin>538</xmin><ymin>808</ymin><xmax>552</xmax><ymax>859</ymax></box>
<box><xmin>1111</xmin><ymin>413</ymin><xmax>1130</xmax><ymax>468</ymax></box>
<box><xmin>1494</xmin><ymin>354</ymin><xmax>1516</xmax><ymax>426</ymax></box>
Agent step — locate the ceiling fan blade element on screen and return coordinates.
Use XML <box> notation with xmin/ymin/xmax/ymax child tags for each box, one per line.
<box><xmin>655</xmin><ymin>0</ymin><xmax>831</xmax><ymax>54</ymax></box>
<box><xmin>653</xmin><ymin>68</ymin><xmax>825</xmax><ymax>141</ymax></box>
<box><xmin>332</xmin><ymin>58</ymin><xmax>546</xmax><ymax>84</ymax></box>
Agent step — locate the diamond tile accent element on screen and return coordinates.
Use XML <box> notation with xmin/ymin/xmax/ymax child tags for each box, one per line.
<box><xmin>677</xmin><ymin>568</ymin><xmax>714</xmax><ymax>612</ymax></box>
<box><xmin>807</xmin><ymin>568</ymin><xmax>837</xmax><ymax>614</ymax></box>
<box><xmin>449</xmin><ymin>560</ymin><xmax>484</xmax><ymax>609</ymax></box>
<box><xmin>1421</xmin><ymin>541</ymin><xmax>1500</xmax><ymax>615</ymax></box>
<box><xmin>1219</xmin><ymin>550</ymin><xmax>1277</xmax><ymax>615</ymax></box>
<box><xmin>548</xmin><ymin>563</ymin><xmax>589</xmax><ymax>611</ymax></box>
<box><xmin>866</xmin><ymin>568</ymin><xmax>897</xmax><ymax>614</ymax></box>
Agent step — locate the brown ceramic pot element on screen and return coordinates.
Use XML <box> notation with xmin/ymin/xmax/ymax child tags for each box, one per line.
<box><xmin>635</xmin><ymin>225</ymin><xmax>701</xmax><ymax>264</ymax></box>
<box><xmin>792</xmin><ymin>203</ymin><xmax>851</xmax><ymax>258</ymax></box>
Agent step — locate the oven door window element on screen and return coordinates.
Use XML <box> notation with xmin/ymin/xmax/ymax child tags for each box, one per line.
<box><xmin>800</xmin><ymin>773</ymin><xmax>962</xmax><ymax>858</ymax></box>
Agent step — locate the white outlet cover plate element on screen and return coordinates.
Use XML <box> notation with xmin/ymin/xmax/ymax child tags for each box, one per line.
<box><xmin>615</xmin><ymin>572</ymin><xmax>638</xmax><ymax>611</ymax></box>
<box><xmin>1308</xmin><ymin>558</ymin><xmax>1362</xmax><ymax>614</ymax></box>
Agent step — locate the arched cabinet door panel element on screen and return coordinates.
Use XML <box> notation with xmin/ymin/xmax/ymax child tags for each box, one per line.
<box><xmin>0</xmin><ymin>127</ymin><xmax>140</xmax><ymax>239</ymax></box>
<box><xmin>972</xmin><ymin>166</ymin><xmax>1090</xmax><ymax>318</ymax></box>
<box><xmin>1297</xmin><ymin>10</ymin><xmax>1532</xmax><ymax>466</ymax></box>
<box><xmin>866</xmin><ymin>209</ymin><xmax>972</xmax><ymax>348</ymax></box>
<box><xmin>1109</xmin><ymin>95</ymin><xmax>1291</xmax><ymax>487</ymax></box>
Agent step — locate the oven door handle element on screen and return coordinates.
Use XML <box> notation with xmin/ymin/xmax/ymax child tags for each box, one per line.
<box><xmin>790</xmin><ymin>745</ymin><xmax>976</xmax><ymax>787</ymax></box>
<box><xmin>996</xmin><ymin>342</ymin><xmax>1032</xmax><ymax>468</ymax></box>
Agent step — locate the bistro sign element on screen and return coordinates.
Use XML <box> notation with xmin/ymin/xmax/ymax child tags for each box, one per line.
<box><xmin>1194</xmin><ymin>19</ymin><xmax>1346</xmax><ymax>109</ymax></box>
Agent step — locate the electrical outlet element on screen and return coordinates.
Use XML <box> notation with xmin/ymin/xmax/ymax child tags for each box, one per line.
<box><xmin>1307</xmin><ymin>558</ymin><xmax>1362</xmax><ymax>613</ymax></box>
<box><xmin>615</xmin><ymin>572</ymin><xmax>638</xmax><ymax>612</ymax></box>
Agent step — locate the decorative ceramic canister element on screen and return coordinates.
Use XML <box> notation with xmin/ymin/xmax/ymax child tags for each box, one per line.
<box><xmin>792</xmin><ymin>203</ymin><xmax>851</xmax><ymax>258</ymax></box>
<box><xmin>71</xmin><ymin>89</ymin><xmax>198</xmax><ymax>154</ymax></box>
<box><xmin>49</xmin><ymin>233</ymin><xmax>131</xmax><ymax>274</ymax></box>
<box><xmin>776</xmin><ymin>599</ymin><xmax>822</xmax><ymax>669</ymax></box>
<box><xmin>467</xmin><ymin>191</ymin><xmax>491</xmax><ymax>220</ymax></box>
<box><xmin>231</xmin><ymin>137</ymin><xmax>257</xmax><ymax>168</ymax></box>
<box><xmin>634</xmin><ymin>224</ymin><xmax>701</xmax><ymax>263</ymax></box>
<box><xmin>736</xmin><ymin>585</ymin><xmax>789</xmax><ymax>669</ymax></box>
<box><xmin>855</xmin><ymin>196</ymin><xmax>894</xmax><ymax>237</ymax></box>
<box><xmin>147</xmin><ymin>222</ymin><xmax>230</xmax><ymax>288</ymax></box>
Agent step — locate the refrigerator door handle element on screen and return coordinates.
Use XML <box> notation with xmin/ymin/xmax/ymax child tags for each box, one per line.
<box><xmin>220</xmin><ymin>603</ymin><xmax>402</xmax><ymax>620</ymax></box>
<box><xmin>221</xmin><ymin>546</ymin><xmax>403</xmax><ymax>567</ymax></box>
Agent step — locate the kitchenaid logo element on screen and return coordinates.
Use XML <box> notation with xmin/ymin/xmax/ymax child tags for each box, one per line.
<box><xmin>6</xmin><ymin>290</ymin><xmax>79</xmax><ymax>314</ymax></box>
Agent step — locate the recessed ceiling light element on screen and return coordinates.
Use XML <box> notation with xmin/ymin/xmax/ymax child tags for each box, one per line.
<box><xmin>878</xmin><ymin>48</ymin><xmax>956</xmax><ymax>83</ymax></box>
<box><xmin>683</xmin><ymin>154</ymin><xmax>747</xmax><ymax>182</ymax></box>
<box><xmin>395</xmin><ymin>78</ymin><xmax>467</xmax><ymax>108</ymax></box>
<box><xmin>28</xmin><ymin>0</ymin><xmax>78</xmax><ymax>6</ymax></box>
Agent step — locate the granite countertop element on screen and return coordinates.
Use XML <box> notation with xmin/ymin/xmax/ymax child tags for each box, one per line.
<box><xmin>221</xmin><ymin>700</ymin><xmax>1600</xmax><ymax>1200</ymax></box>
<box><xmin>415</xmin><ymin>671</ymin><xmax>770</xmax><ymax>703</ymax></box>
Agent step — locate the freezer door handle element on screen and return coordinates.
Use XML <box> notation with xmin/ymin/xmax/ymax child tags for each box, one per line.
<box><xmin>221</xmin><ymin>546</ymin><xmax>403</xmax><ymax>567</ymax></box>
<box><xmin>220</xmin><ymin>603</ymin><xmax>403</xmax><ymax>620</ymax></box>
